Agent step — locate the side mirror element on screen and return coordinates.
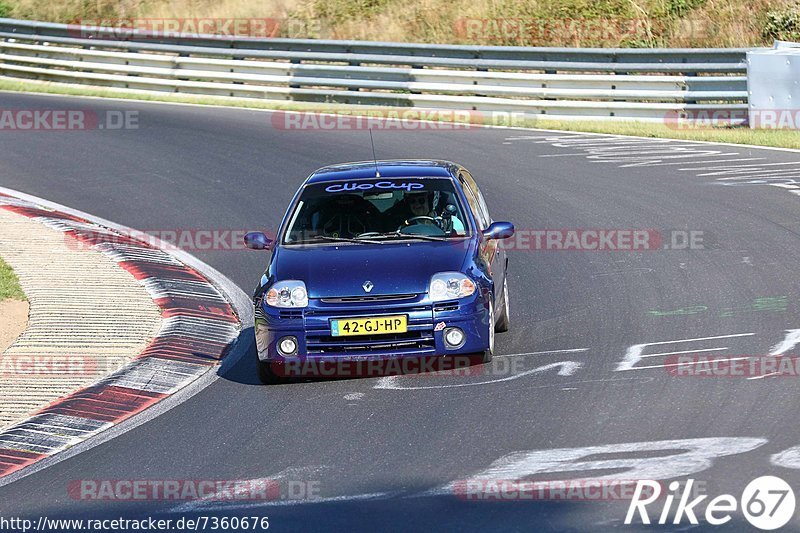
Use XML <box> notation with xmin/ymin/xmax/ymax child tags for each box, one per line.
<box><xmin>244</xmin><ymin>231</ymin><xmax>273</xmax><ymax>250</ymax></box>
<box><xmin>482</xmin><ymin>221</ymin><xmax>515</xmax><ymax>240</ymax></box>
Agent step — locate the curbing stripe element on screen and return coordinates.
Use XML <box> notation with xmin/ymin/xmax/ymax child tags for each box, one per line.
<box><xmin>97</xmin><ymin>358</ymin><xmax>209</xmax><ymax>395</ymax></box>
<box><xmin>0</xmin><ymin>190</ymin><xmax>243</xmax><ymax>479</ymax></box>
<box><xmin>96</xmin><ymin>244</ymin><xmax>184</xmax><ymax>265</ymax></box>
<box><xmin>0</xmin><ymin>207</ymin><xmax>163</xmax><ymax>428</ymax></box>
<box><xmin>0</xmin><ymin>449</ymin><xmax>45</xmax><ymax>477</ymax></box>
<box><xmin>38</xmin><ymin>385</ymin><xmax>166</xmax><ymax>423</ymax></box>
<box><xmin>140</xmin><ymin>278</ymin><xmax>230</xmax><ymax>303</ymax></box>
<box><xmin>157</xmin><ymin>316</ymin><xmax>241</xmax><ymax>344</ymax></box>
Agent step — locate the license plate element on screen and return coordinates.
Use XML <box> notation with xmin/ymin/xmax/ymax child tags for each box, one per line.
<box><xmin>331</xmin><ymin>315</ymin><xmax>407</xmax><ymax>337</ymax></box>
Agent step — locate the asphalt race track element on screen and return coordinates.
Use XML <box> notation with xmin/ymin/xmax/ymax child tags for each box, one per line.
<box><xmin>2</xmin><ymin>92</ymin><xmax>800</xmax><ymax>531</ymax></box>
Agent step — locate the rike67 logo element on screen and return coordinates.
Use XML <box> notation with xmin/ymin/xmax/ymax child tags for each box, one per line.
<box><xmin>626</xmin><ymin>476</ymin><xmax>796</xmax><ymax>530</ymax></box>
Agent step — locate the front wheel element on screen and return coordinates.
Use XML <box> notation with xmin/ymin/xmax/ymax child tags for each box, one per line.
<box><xmin>482</xmin><ymin>301</ymin><xmax>495</xmax><ymax>364</ymax></box>
<box><xmin>495</xmin><ymin>276</ymin><xmax>510</xmax><ymax>333</ymax></box>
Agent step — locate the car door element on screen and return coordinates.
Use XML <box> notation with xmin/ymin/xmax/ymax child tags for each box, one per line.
<box><xmin>458</xmin><ymin>169</ymin><xmax>507</xmax><ymax>306</ymax></box>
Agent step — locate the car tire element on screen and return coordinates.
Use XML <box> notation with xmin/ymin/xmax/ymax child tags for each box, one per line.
<box><xmin>258</xmin><ymin>359</ymin><xmax>288</xmax><ymax>385</ymax></box>
<box><xmin>482</xmin><ymin>301</ymin><xmax>495</xmax><ymax>364</ymax></box>
<box><xmin>495</xmin><ymin>276</ymin><xmax>511</xmax><ymax>333</ymax></box>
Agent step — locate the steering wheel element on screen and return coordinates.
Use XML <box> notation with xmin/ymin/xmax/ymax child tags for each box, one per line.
<box><xmin>397</xmin><ymin>216</ymin><xmax>439</xmax><ymax>232</ymax></box>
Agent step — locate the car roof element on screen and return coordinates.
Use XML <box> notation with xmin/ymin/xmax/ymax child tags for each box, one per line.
<box><xmin>305</xmin><ymin>160</ymin><xmax>458</xmax><ymax>185</ymax></box>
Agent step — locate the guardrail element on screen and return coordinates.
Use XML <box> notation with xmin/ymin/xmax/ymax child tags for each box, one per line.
<box><xmin>0</xmin><ymin>18</ymin><xmax>754</xmax><ymax>122</ymax></box>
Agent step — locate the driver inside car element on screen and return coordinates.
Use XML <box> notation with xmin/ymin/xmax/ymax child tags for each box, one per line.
<box><xmin>383</xmin><ymin>191</ymin><xmax>465</xmax><ymax>235</ymax></box>
<box><xmin>406</xmin><ymin>191</ymin><xmax>435</xmax><ymax>220</ymax></box>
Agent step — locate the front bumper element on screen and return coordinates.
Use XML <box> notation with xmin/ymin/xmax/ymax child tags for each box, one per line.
<box><xmin>255</xmin><ymin>292</ymin><xmax>490</xmax><ymax>363</ymax></box>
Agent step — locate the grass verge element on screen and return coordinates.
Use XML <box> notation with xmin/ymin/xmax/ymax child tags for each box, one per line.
<box><xmin>0</xmin><ymin>257</ymin><xmax>25</xmax><ymax>301</ymax></box>
<box><xmin>5</xmin><ymin>0</ymin><xmax>800</xmax><ymax>48</ymax></box>
<box><xmin>2</xmin><ymin>76</ymin><xmax>800</xmax><ymax>150</ymax></box>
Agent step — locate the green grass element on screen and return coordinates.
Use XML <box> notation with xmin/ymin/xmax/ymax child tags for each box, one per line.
<box><xmin>0</xmin><ymin>257</ymin><xmax>25</xmax><ymax>301</ymax></box>
<box><xmin>2</xmin><ymin>76</ymin><xmax>799</xmax><ymax>150</ymax></box>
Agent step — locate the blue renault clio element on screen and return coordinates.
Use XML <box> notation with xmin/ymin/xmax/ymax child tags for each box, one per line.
<box><xmin>245</xmin><ymin>160</ymin><xmax>514</xmax><ymax>384</ymax></box>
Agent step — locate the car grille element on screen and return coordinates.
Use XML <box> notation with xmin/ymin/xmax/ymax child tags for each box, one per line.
<box><xmin>320</xmin><ymin>293</ymin><xmax>418</xmax><ymax>304</ymax></box>
<box><xmin>433</xmin><ymin>301</ymin><xmax>460</xmax><ymax>312</ymax></box>
<box><xmin>306</xmin><ymin>330</ymin><xmax>435</xmax><ymax>355</ymax></box>
<box><xmin>304</xmin><ymin>297</ymin><xmax>435</xmax><ymax>356</ymax></box>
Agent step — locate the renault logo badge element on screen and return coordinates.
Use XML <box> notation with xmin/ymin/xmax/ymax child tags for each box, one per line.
<box><xmin>363</xmin><ymin>281</ymin><xmax>374</xmax><ymax>293</ymax></box>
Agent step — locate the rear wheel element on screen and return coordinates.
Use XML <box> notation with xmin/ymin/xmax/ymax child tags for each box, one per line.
<box><xmin>495</xmin><ymin>276</ymin><xmax>511</xmax><ymax>333</ymax></box>
<box><xmin>482</xmin><ymin>301</ymin><xmax>495</xmax><ymax>364</ymax></box>
<box><xmin>258</xmin><ymin>359</ymin><xmax>289</xmax><ymax>385</ymax></box>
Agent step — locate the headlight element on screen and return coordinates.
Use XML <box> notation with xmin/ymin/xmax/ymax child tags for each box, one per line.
<box><xmin>429</xmin><ymin>272</ymin><xmax>476</xmax><ymax>301</ymax></box>
<box><xmin>265</xmin><ymin>280</ymin><xmax>308</xmax><ymax>308</ymax></box>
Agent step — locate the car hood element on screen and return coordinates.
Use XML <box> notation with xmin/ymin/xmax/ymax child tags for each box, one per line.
<box><xmin>272</xmin><ymin>240</ymin><xmax>471</xmax><ymax>298</ymax></box>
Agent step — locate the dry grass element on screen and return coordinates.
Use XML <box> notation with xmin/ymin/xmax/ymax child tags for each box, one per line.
<box><xmin>4</xmin><ymin>0</ymin><xmax>798</xmax><ymax>46</ymax></box>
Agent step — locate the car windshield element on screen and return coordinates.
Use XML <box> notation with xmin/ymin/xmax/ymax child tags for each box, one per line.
<box><xmin>282</xmin><ymin>178</ymin><xmax>471</xmax><ymax>244</ymax></box>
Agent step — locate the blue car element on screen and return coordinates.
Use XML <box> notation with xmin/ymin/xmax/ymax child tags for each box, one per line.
<box><xmin>245</xmin><ymin>160</ymin><xmax>514</xmax><ymax>384</ymax></box>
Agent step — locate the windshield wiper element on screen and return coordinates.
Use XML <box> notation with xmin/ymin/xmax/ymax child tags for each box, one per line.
<box><xmin>362</xmin><ymin>231</ymin><xmax>449</xmax><ymax>242</ymax></box>
<box><xmin>307</xmin><ymin>235</ymin><xmax>383</xmax><ymax>245</ymax></box>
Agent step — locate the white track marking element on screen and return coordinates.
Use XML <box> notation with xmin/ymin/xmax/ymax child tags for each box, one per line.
<box><xmin>684</xmin><ymin>161</ymin><xmax>800</xmax><ymax>169</ymax></box>
<box><xmin>495</xmin><ymin>348</ymin><xmax>589</xmax><ymax>358</ymax></box>
<box><xmin>343</xmin><ymin>392</ymin><xmax>365</xmax><ymax>401</ymax></box>
<box><xmin>713</xmin><ymin>168</ymin><xmax>800</xmax><ymax>178</ymax></box>
<box><xmin>715</xmin><ymin>174</ymin><xmax>800</xmax><ymax>183</ymax></box>
<box><xmin>373</xmin><ymin>361</ymin><xmax>582</xmax><ymax>390</ymax></box>
<box><xmin>616</xmin><ymin>333</ymin><xmax>755</xmax><ymax>371</ymax></box>
<box><xmin>640</xmin><ymin>347</ymin><xmax>730</xmax><ymax>359</ymax></box>
<box><xmin>427</xmin><ymin>437</ymin><xmax>768</xmax><ymax>498</ymax></box>
<box><xmin>623</xmin><ymin>356</ymin><xmax>752</xmax><ymax>371</ymax></box>
<box><xmin>746</xmin><ymin>372</ymin><xmax>781</xmax><ymax>381</ymax></box>
<box><xmin>624</xmin><ymin>158</ymin><xmax>764</xmax><ymax>168</ymax></box>
<box><xmin>633</xmin><ymin>333</ymin><xmax>754</xmax><ymax>347</ymax></box>
<box><xmin>692</xmin><ymin>161</ymin><xmax>800</xmax><ymax>176</ymax></box>
<box><xmin>770</xmin><ymin>329</ymin><xmax>800</xmax><ymax>356</ymax></box>
<box><xmin>772</xmin><ymin>447</ymin><xmax>800</xmax><ymax>469</ymax></box>
<box><xmin>507</xmin><ymin>132</ymin><xmax>800</xmax><ymax>198</ymax></box>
